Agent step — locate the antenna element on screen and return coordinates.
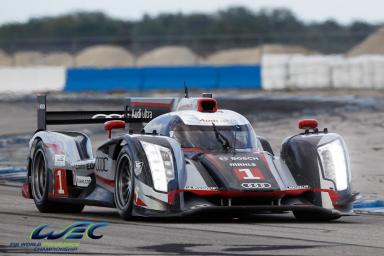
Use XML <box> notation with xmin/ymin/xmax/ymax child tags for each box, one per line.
<box><xmin>184</xmin><ymin>83</ymin><xmax>189</xmax><ymax>98</ymax></box>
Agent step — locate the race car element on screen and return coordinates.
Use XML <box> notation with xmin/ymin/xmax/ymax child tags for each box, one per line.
<box><xmin>22</xmin><ymin>93</ymin><xmax>357</xmax><ymax>220</ymax></box>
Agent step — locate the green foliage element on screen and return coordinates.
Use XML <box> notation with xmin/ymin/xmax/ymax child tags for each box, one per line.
<box><xmin>0</xmin><ymin>7</ymin><xmax>380</xmax><ymax>53</ymax></box>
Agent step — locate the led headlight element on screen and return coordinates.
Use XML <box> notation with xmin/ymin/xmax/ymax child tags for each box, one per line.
<box><xmin>140</xmin><ymin>141</ymin><xmax>175</xmax><ymax>192</ymax></box>
<box><xmin>317</xmin><ymin>139</ymin><xmax>348</xmax><ymax>191</ymax></box>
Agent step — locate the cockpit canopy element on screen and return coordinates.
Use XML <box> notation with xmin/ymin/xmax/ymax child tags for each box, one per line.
<box><xmin>171</xmin><ymin>123</ymin><xmax>258</xmax><ymax>151</ymax></box>
<box><xmin>144</xmin><ymin>110</ymin><xmax>259</xmax><ymax>152</ymax></box>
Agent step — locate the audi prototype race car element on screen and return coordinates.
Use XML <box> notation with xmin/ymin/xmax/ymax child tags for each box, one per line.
<box><xmin>22</xmin><ymin>93</ymin><xmax>357</xmax><ymax>221</ymax></box>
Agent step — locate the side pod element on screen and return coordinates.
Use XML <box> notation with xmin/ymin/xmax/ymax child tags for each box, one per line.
<box><xmin>281</xmin><ymin>132</ymin><xmax>353</xmax><ymax>212</ymax></box>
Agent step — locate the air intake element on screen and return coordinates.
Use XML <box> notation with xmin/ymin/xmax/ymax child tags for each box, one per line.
<box><xmin>197</xmin><ymin>98</ymin><xmax>218</xmax><ymax>113</ymax></box>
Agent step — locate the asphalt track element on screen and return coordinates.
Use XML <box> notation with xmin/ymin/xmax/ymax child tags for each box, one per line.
<box><xmin>0</xmin><ymin>184</ymin><xmax>383</xmax><ymax>256</ymax></box>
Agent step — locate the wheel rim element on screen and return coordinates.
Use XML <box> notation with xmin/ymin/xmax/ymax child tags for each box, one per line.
<box><xmin>32</xmin><ymin>150</ymin><xmax>47</xmax><ymax>201</ymax></box>
<box><xmin>116</xmin><ymin>155</ymin><xmax>132</xmax><ymax>209</ymax></box>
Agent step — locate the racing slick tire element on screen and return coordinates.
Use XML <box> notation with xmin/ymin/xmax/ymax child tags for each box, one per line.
<box><xmin>293</xmin><ymin>211</ymin><xmax>341</xmax><ymax>221</ymax></box>
<box><xmin>114</xmin><ymin>147</ymin><xmax>134</xmax><ymax>220</ymax></box>
<box><xmin>31</xmin><ymin>140</ymin><xmax>84</xmax><ymax>213</ymax></box>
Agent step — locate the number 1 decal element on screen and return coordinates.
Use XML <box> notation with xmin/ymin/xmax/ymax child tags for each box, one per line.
<box><xmin>57</xmin><ymin>169</ymin><xmax>64</xmax><ymax>194</ymax></box>
<box><xmin>54</xmin><ymin>169</ymin><xmax>68</xmax><ymax>196</ymax></box>
<box><xmin>234</xmin><ymin>168</ymin><xmax>265</xmax><ymax>180</ymax></box>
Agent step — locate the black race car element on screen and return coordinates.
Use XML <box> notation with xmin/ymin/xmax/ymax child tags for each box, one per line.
<box><xmin>22</xmin><ymin>93</ymin><xmax>357</xmax><ymax>220</ymax></box>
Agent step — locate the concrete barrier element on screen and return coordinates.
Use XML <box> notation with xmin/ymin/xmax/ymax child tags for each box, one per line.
<box><xmin>262</xmin><ymin>54</ymin><xmax>384</xmax><ymax>89</ymax></box>
<box><xmin>0</xmin><ymin>67</ymin><xmax>65</xmax><ymax>94</ymax></box>
<box><xmin>288</xmin><ymin>55</ymin><xmax>342</xmax><ymax>89</ymax></box>
<box><xmin>261</xmin><ymin>54</ymin><xmax>292</xmax><ymax>90</ymax></box>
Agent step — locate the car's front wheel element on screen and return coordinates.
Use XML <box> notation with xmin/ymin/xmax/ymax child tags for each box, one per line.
<box><xmin>114</xmin><ymin>148</ymin><xmax>134</xmax><ymax>220</ymax></box>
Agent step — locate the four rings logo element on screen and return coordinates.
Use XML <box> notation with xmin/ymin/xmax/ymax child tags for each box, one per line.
<box><xmin>241</xmin><ymin>182</ymin><xmax>272</xmax><ymax>189</ymax></box>
<box><xmin>95</xmin><ymin>157</ymin><xmax>108</xmax><ymax>172</ymax></box>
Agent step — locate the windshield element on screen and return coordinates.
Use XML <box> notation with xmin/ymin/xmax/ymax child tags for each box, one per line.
<box><xmin>170</xmin><ymin>123</ymin><xmax>259</xmax><ymax>152</ymax></box>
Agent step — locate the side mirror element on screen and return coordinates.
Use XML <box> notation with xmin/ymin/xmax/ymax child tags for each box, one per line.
<box><xmin>104</xmin><ymin>120</ymin><xmax>126</xmax><ymax>139</ymax></box>
<box><xmin>298</xmin><ymin>119</ymin><xmax>318</xmax><ymax>130</ymax></box>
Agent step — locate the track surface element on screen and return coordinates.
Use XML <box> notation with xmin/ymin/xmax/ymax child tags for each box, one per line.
<box><xmin>0</xmin><ymin>185</ymin><xmax>383</xmax><ymax>256</ymax></box>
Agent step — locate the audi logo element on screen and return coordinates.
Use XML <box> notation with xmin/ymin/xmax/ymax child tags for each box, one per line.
<box><xmin>241</xmin><ymin>182</ymin><xmax>272</xmax><ymax>189</ymax></box>
<box><xmin>95</xmin><ymin>157</ymin><xmax>108</xmax><ymax>172</ymax></box>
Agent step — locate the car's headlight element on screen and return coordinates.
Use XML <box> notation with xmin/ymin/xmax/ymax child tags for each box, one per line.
<box><xmin>317</xmin><ymin>139</ymin><xmax>348</xmax><ymax>191</ymax></box>
<box><xmin>140</xmin><ymin>141</ymin><xmax>175</xmax><ymax>192</ymax></box>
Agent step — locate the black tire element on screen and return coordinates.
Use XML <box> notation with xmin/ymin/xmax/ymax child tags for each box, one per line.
<box><xmin>293</xmin><ymin>211</ymin><xmax>341</xmax><ymax>222</ymax></box>
<box><xmin>31</xmin><ymin>140</ymin><xmax>84</xmax><ymax>213</ymax></box>
<box><xmin>114</xmin><ymin>148</ymin><xmax>134</xmax><ymax>220</ymax></box>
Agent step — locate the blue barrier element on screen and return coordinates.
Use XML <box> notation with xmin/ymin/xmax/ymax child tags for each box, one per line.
<box><xmin>65</xmin><ymin>68</ymin><xmax>142</xmax><ymax>91</ymax></box>
<box><xmin>64</xmin><ymin>65</ymin><xmax>261</xmax><ymax>92</ymax></box>
<box><xmin>353</xmin><ymin>200</ymin><xmax>384</xmax><ymax>208</ymax></box>
<box><xmin>218</xmin><ymin>66</ymin><xmax>261</xmax><ymax>89</ymax></box>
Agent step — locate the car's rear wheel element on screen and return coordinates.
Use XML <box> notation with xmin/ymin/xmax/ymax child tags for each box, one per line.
<box><xmin>114</xmin><ymin>148</ymin><xmax>134</xmax><ymax>220</ymax></box>
<box><xmin>293</xmin><ymin>211</ymin><xmax>341</xmax><ymax>221</ymax></box>
<box><xmin>32</xmin><ymin>148</ymin><xmax>48</xmax><ymax>204</ymax></box>
<box><xmin>31</xmin><ymin>140</ymin><xmax>84</xmax><ymax>213</ymax></box>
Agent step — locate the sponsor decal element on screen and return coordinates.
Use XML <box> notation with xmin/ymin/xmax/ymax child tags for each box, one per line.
<box><xmin>231</xmin><ymin>156</ymin><xmax>259</xmax><ymax>161</ymax></box>
<box><xmin>53</xmin><ymin>169</ymin><xmax>68</xmax><ymax>196</ymax></box>
<box><xmin>185</xmin><ymin>186</ymin><xmax>219</xmax><ymax>190</ymax></box>
<box><xmin>54</xmin><ymin>155</ymin><xmax>66</xmax><ymax>167</ymax></box>
<box><xmin>199</xmin><ymin>118</ymin><xmax>219</xmax><ymax>124</ymax></box>
<box><xmin>286</xmin><ymin>185</ymin><xmax>311</xmax><ymax>190</ymax></box>
<box><xmin>235</xmin><ymin>168</ymin><xmax>265</xmax><ymax>180</ymax></box>
<box><xmin>198</xmin><ymin>118</ymin><xmax>237</xmax><ymax>125</ymax></box>
<box><xmin>74</xmin><ymin>176</ymin><xmax>92</xmax><ymax>187</ymax></box>
<box><xmin>218</xmin><ymin>156</ymin><xmax>259</xmax><ymax>161</ymax></box>
<box><xmin>95</xmin><ymin>157</ymin><xmax>108</xmax><ymax>172</ymax></box>
<box><xmin>229</xmin><ymin>162</ymin><xmax>257</xmax><ymax>167</ymax></box>
<box><xmin>131</xmin><ymin>108</ymin><xmax>152</xmax><ymax>119</ymax></box>
<box><xmin>74</xmin><ymin>162</ymin><xmax>95</xmax><ymax>170</ymax></box>
<box><xmin>221</xmin><ymin>118</ymin><xmax>237</xmax><ymax>124</ymax></box>
<box><xmin>241</xmin><ymin>182</ymin><xmax>272</xmax><ymax>189</ymax></box>
<box><xmin>134</xmin><ymin>161</ymin><xmax>144</xmax><ymax>176</ymax></box>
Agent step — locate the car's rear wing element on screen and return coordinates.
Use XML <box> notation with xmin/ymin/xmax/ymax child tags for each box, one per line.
<box><xmin>37</xmin><ymin>95</ymin><xmax>178</xmax><ymax>131</ymax></box>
